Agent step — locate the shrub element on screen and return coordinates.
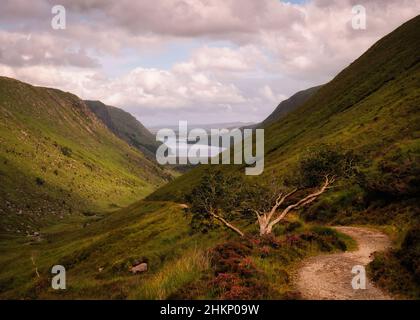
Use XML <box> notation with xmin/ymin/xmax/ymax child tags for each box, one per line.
<box><xmin>285</xmin><ymin>221</ymin><xmax>302</xmax><ymax>233</ymax></box>
<box><xmin>291</xmin><ymin>145</ymin><xmax>358</xmax><ymax>188</ymax></box>
<box><xmin>35</xmin><ymin>177</ymin><xmax>45</xmax><ymax>186</ymax></box>
<box><xmin>300</xmin><ymin>226</ymin><xmax>347</xmax><ymax>252</ymax></box>
<box><xmin>208</xmin><ymin>239</ymin><xmax>270</xmax><ymax>299</ymax></box>
<box><xmin>397</xmin><ymin>225</ymin><xmax>420</xmax><ymax>285</ymax></box>
<box><xmin>369</xmin><ymin>226</ymin><xmax>420</xmax><ymax>299</ymax></box>
<box><xmin>60</xmin><ymin>146</ymin><xmax>72</xmax><ymax>157</ymax></box>
<box><xmin>211</xmin><ymin>241</ymin><xmax>253</xmax><ymax>274</ymax></box>
<box><xmin>259</xmin><ymin>246</ymin><xmax>271</xmax><ymax>258</ymax></box>
<box><xmin>369</xmin><ymin>251</ymin><xmax>419</xmax><ymax>299</ymax></box>
<box><xmin>359</xmin><ymin>147</ymin><xmax>420</xmax><ymax>199</ymax></box>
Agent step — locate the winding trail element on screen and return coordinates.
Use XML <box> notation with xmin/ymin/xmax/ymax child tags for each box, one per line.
<box><xmin>296</xmin><ymin>226</ymin><xmax>392</xmax><ymax>300</ymax></box>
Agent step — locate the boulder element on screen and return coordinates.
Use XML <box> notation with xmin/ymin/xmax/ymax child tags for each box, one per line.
<box><xmin>131</xmin><ymin>263</ymin><xmax>147</xmax><ymax>274</ymax></box>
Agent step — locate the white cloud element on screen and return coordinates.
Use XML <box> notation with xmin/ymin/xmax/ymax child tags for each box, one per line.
<box><xmin>1</xmin><ymin>0</ymin><xmax>419</xmax><ymax>125</ymax></box>
<box><xmin>259</xmin><ymin>85</ymin><xmax>287</xmax><ymax>103</ymax></box>
<box><xmin>0</xmin><ymin>31</ymin><xmax>99</xmax><ymax>68</ymax></box>
<box><xmin>173</xmin><ymin>45</ymin><xmax>267</xmax><ymax>74</ymax></box>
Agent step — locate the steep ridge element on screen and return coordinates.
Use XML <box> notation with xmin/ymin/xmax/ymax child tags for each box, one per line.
<box><xmin>261</xmin><ymin>85</ymin><xmax>322</xmax><ymax>127</ymax></box>
<box><xmin>0</xmin><ymin>77</ymin><xmax>171</xmax><ymax>234</ymax></box>
<box><xmin>0</xmin><ymin>15</ymin><xmax>419</xmax><ymax>301</ymax></box>
<box><xmin>85</xmin><ymin>100</ymin><xmax>160</xmax><ymax>158</ymax></box>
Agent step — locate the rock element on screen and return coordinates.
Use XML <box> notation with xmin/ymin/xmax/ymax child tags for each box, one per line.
<box><xmin>33</xmin><ymin>232</ymin><xmax>40</xmax><ymax>236</ymax></box>
<box><xmin>131</xmin><ymin>263</ymin><xmax>147</xmax><ymax>274</ymax></box>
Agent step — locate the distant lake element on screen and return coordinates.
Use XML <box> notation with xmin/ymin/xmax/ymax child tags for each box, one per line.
<box><xmin>164</xmin><ymin>138</ymin><xmax>226</xmax><ymax>159</ymax></box>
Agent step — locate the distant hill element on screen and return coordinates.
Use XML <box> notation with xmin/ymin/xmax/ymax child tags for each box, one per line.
<box><xmin>261</xmin><ymin>85</ymin><xmax>322</xmax><ymax>127</ymax></box>
<box><xmin>85</xmin><ymin>100</ymin><xmax>159</xmax><ymax>158</ymax></box>
<box><xmin>0</xmin><ymin>78</ymin><xmax>172</xmax><ymax>233</ymax></box>
<box><xmin>241</xmin><ymin>85</ymin><xmax>321</xmax><ymax>131</ymax></box>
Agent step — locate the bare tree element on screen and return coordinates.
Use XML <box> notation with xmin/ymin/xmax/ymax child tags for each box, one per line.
<box><xmin>246</xmin><ymin>175</ymin><xmax>335</xmax><ymax>236</ymax></box>
<box><xmin>187</xmin><ymin>170</ymin><xmax>335</xmax><ymax>237</ymax></box>
<box><xmin>187</xmin><ymin>146</ymin><xmax>355</xmax><ymax>237</ymax></box>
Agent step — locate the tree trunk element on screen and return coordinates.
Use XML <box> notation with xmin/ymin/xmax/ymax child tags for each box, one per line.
<box><xmin>210</xmin><ymin>210</ymin><xmax>244</xmax><ymax>237</ymax></box>
<box><xmin>258</xmin><ymin>216</ymin><xmax>273</xmax><ymax>235</ymax></box>
<box><xmin>257</xmin><ymin>176</ymin><xmax>334</xmax><ymax>236</ymax></box>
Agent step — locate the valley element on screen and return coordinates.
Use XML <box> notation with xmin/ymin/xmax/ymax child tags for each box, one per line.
<box><xmin>0</xmin><ymin>14</ymin><xmax>419</xmax><ymax>300</ymax></box>
<box><xmin>0</xmin><ymin>77</ymin><xmax>173</xmax><ymax>234</ymax></box>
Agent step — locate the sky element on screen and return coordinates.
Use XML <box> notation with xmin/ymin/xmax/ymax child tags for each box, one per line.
<box><xmin>0</xmin><ymin>0</ymin><xmax>419</xmax><ymax>127</ymax></box>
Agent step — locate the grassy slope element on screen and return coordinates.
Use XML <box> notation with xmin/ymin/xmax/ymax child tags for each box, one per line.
<box><xmin>262</xmin><ymin>85</ymin><xmax>322</xmax><ymax>127</ymax></box>
<box><xmin>0</xmin><ymin>16</ymin><xmax>419</xmax><ymax>301</ymax></box>
<box><xmin>0</xmin><ymin>199</ymin><xmax>353</xmax><ymax>299</ymax></box>
<box><xmin>0</xmin><ymin>201</ymin><xmax>223</xmax><ymax>299</ymax></box>
<box><xmin>148</xmin><ymin>15</ymin><xmax>420</xmax><ymax>213</ymax></box>
<box><xmin>146</xmin><ymin>16</ymin><xmax>420</xmax><ymax>299</ymax></box>
<box><xmin>0</xmin><ymin>77</ymin><xmax>172</xmax><ymax>234</ymax></box>
<box><xmin>85</xmin><ymin>100</ymin><xmax>160</xmax><ymax>158</ymax></box>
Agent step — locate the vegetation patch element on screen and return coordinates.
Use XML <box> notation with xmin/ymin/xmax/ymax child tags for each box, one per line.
<box><xmin>369</xmin><ymin>225</ymin><xmax>420</xmax><ymax>299</ymax></box>
<box><xmin>171</xmin><ymin>221</ymin><xmax>350</xmax><ymax>300</ymax></box>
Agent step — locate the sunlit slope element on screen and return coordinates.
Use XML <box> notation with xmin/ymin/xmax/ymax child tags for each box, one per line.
<box><xmin>149</xmin><ymin>15</ymin><xmax>420</xmax><ymax>203</ymax></box>
<box><xmin>0</xmin><ymin>201</ymin><xmax>222</xmax><ymax>299</ymax></box>
<box><xmin>0</xmin><ymin>77</ymin><xmax>171</xmax><ymax>233</ymax></box>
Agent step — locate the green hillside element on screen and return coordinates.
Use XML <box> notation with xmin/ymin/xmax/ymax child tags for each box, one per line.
<box><xmin>146</xmin><ymin>16</ymin><xmax>420</xmax><ymax>298</ymax></box>
<box><xmin>0</xmin><ymin>197</ymin><xmax>354</xmax><ymax>299</ymax></box>
<box><xmin>148</xmin><ymin>15</ymin><xmax>420</xmax><ymax>225</ymax></box>
<box><xmin>0</xmin><ymin>201</ymin><xmax>219</xmax><ymax>299</ymax></box>
<box><xmin>0</xmin><ymin>77</ymin><xmax>172</xmax><ymax>234</ymax></box>
<box><xmin>85</xmin><ymin>100</ymin><xmax>160</xmax><ymax>158</ymax></box>
<box><xmin>0</xmin><ymin>15</ymin><xmax>419</xmax><ymax>301</ymax></box>
<box><xmin>261</xmin><ymin>85</ymin><xmax>321</xmax><ymax>127</ymax></box>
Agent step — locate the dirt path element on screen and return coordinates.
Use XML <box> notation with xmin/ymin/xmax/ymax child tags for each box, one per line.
<box><xmin>295</xmin><ymin>226</ymin><xmax>392</xmax><ymax>300</ymax></box>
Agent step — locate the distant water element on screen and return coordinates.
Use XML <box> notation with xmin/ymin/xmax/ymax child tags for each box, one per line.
<box><xmin>164</xmin><ymin>138</ymin><xmax>226</xmax><ymax>160</ymax></box>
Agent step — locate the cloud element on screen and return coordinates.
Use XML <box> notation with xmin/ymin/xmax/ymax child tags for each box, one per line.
<box><xmin>173</xmin><ymin>45</ymin><xmax>267</xmax><ymax>74</ymax></box>
<box><xmin>0</xmin><ymin>62</ymin><xmax>247</xmax><ymax>111</ymax></box>
<box><xmin>54</xmin><ymin>0</ymin><xmax>304</xmax><ymax>37</ymax></box>
<box><xmin>0</xmin><ymin>31</ymin><xmax>99</xmax><ymax>68</ymax></box>
<box><xmin>258</xmin><ymin>85</ymin><xmax>287</xmax><ymax>103</ymax></box>
<box><xmin>257</xmin><ymin>0</ymin><xmax>420</xmax><ymax>81</ymax></box>
<box><xmin>1</xmin><ymin>0</ymin><xmax>419</xmax><ymax>125</ymax></box>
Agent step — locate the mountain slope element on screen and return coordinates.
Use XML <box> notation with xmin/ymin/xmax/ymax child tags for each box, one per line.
<box><xmin>85</xmin><ymin>100</ymin><xmax>159</xmax><ymax>157</ymax></box>
<box><xmin>148</xmin><ymin>14</ymin><xmax>420</xmax><ymax>216</ymax></box>
<box><xmin>0</xmin><ymin>77</ymin><xmax>171</xmax><ymax>234</ymax></box>
<box><xmin>0</xmin><ymin>15</ymin><xmax>419</xmax><ymax>301</ymax></box>
<box><xmin>261</xmin><ymin>85</ymin><xmax>321</xmax><ymax>127</ymax></box>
